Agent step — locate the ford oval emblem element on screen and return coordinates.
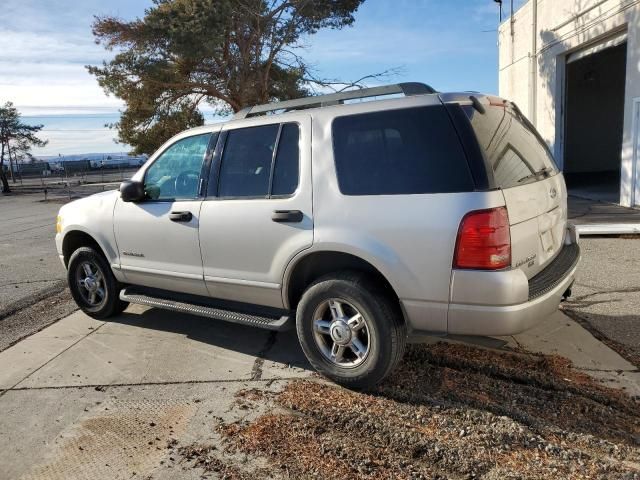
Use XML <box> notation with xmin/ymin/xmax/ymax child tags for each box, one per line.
<box><xmin>549</xmin><ymin>187</ymin><xmax>557</xmax><ymax>199</ymax></box>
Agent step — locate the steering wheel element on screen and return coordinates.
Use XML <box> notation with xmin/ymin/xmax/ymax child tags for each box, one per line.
<box><xmin>174</xmin><ymin>170</ymin><xmax>200</xmax><ymax>197</ymax></box>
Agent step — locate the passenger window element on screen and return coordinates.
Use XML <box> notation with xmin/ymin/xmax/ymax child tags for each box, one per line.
<box><xmin>218</xmin><ymin>125</ymin><xmax>279</xmax><ymax>198</ymax></box>
<box><xmin>332</xmin><ymin>106</ymin><xmax>474</xmax><ymax>195</ymax></box>
<box><xmin>144</xmin><ymin>133</ymin><xmax>213</xmax><ymax>200</ymax></box>
<box><xmin>271</xmin><ymin>124</ymin><xmax>300</xmax><ymax>196</ymax></box>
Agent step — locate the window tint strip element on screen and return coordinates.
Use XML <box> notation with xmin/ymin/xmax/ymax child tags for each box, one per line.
<box><xmin>268</xmin><ymin>124</ymin><xmax>284</xmax><ymax>197</ymax></box>
<box><xmin>271</xmin><ymin>123</ymin><xmax>300</xmax><ymax>196</ymax></box>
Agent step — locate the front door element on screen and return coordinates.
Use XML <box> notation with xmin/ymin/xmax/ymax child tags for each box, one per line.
<box><xmin>199</xmin><ymin>116</ymin><xmax>313</xmax><ymax>308</ymax></box>
<box><xmin>113</xmin><ymin>132</ymin><xmax>217</xmax><ymax>296</ymax></box>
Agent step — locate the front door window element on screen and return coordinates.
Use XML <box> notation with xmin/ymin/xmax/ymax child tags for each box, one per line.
<box><xmin>144</xmin><ymin>133</ymin><xmax>213</xmax><ymax>200</ymax></box>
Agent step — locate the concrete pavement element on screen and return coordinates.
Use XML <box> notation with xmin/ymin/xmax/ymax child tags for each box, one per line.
<box><xmin>506</xmin><ymin>311</ymin><xmax>640</xmax><ymax>396</ymax></box>
<box><xmin>0</xmin><ymin>304</ymin><xmax>311</xmax><ymax>479</ymax></box>
<box><xmin>0</xmin><ymin>305</ymin><xmax>637</xmax><ymax>479</ymax></box>
<box><xmin>562</xmin><ymin>236</ymin><xmax>640</xmax><ymax>365</ymax></box>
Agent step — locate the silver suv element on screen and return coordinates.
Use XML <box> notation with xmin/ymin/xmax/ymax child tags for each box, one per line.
<box><xmin>55</xmin><ymin>83</ymin><xmax>580</xmax><ymax>388</ymax></box>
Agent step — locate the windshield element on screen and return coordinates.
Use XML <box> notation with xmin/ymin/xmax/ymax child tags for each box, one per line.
<box><xmin>464</xmin><ymin>103</ymin><xmax>558</xmax><ymax>188</ymax></box>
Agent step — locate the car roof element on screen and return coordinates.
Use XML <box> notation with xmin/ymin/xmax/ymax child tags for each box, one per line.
<box><xmin>178</xmin><ymin>85</ymin><xmax>507</xmax><ymax>136</ymax></box>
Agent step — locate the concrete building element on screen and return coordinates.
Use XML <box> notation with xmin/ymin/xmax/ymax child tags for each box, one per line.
<box><xmin>498</xmin><ymin>0</ymin><xmax>640</xmax><ymax>207</ymax></box>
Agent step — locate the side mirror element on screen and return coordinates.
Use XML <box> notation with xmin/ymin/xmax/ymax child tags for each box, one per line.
<box><xmin>120</xmin><ymin>180</ymin><xmax>146</xmax><ymax>202</ymax></box>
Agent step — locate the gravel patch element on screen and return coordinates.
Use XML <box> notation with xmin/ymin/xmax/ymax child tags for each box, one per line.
<box><xmin>177</xmin><ymin>342</ymin><xmax>640</xmax><ymax>479</ymax></box>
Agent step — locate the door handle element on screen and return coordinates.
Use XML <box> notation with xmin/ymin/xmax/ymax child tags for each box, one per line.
<box><xmin>272</xmin><ymin>210</ymin><xmax>303</xmax><ymax>223</ymax></box>
<box><xmin>169</xmin><ymin>211</ymin><xmax>193</xmax><ymax>222</ymax></box>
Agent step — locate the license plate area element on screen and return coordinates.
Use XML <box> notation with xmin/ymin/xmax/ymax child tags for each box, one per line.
<box><xmin>540</xmin><ymin>229</ymin><xmax>554</xmax><ymax>254</ymax></box>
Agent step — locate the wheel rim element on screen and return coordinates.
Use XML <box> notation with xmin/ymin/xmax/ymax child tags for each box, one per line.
<box><xmin>312</xmin><ymin>298</ymin><xmax>371</xmax><ymax>368</ymax></box>
<box><xmin>75</xmin><ymin>260</ymin><xmax>107</xmax><ymax>308</ymax></box>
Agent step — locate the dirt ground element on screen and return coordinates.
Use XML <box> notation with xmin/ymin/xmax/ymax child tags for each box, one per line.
<box><xmin>172</xmin><ymin>343</ymin><xmax>640</xmax><ymax>480</ymax></box>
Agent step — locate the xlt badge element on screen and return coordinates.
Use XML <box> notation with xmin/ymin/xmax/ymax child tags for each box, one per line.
<box><xmin>122</xmin><ymin>251</ymin><xmax>145</xmax><ymax>258</ymax></box>
<box><xmin>515</xmin><ymin>253</ymin><xmax>536</xmax><ymax>268</ymax></box>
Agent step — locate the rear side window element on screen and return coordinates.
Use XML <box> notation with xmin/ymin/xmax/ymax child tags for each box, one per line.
<box><xmin>217</xmin><ymin>123</ymin><xmax>300</xmax><ymax>198</ymax></box>
<box><xmin>218</xmin><ymin>124</ymin><xmax>279</xmax><ymax>197</ymax></box>
<box><xmin>464</xmin><ymin>104</ymin><xmax>557</xmax><ymax>188</ymax></box>
<box><xmin>332</xmin><ymin>106</ymin><xmax>474</xmax><ymax>195</ymax></box>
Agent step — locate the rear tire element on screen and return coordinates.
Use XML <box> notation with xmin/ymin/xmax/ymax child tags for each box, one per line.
<box><xmin>295</xmin><ymin>271</ymin><xmax>406</xmax><ymax>390</ymax></box>
<box><xmin>67</xmin><ymin>247</ymin><xmax>128</xmax><ymax>319</ymax></box>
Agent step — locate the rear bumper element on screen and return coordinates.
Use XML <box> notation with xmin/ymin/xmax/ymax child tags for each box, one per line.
<box><xmin>447</xmin><ymin>242</ymin><xmax>580</xmax><ymax>336</ymax></box>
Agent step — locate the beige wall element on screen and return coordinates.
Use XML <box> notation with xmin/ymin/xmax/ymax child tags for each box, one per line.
<box><xmin>498</xmin><ymin>0</ymin><xmax>640</xmax><ymax>206</ymax></box>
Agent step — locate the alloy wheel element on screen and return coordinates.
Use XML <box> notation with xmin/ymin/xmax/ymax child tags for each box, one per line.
<box><xmin>75</xmin><ymin>260</ymin><xmax>107</xmax><ymax>307</ymax></box>
<box><xmin>312</xmin><ymin>298</ymin><xmax>371</xmax><ymax>368</ymax></box>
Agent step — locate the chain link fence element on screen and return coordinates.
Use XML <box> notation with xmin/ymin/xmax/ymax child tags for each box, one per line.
<box><xmin>4</xmin><ymin>163</ymin><xmax>140</xmax><ymax>201</ymax></box>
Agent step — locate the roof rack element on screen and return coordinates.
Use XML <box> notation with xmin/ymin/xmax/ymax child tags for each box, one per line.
<box><xmin>232</xmin><ymin>82</ymin><xmax>436</xmax><ymax>120</ymax></box>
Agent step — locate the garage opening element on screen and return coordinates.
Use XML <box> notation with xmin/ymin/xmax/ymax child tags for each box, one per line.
<box><xmin>563</xmin><ymin>40</ymin><xmax>627</xmax><ymax>204</ymax></box>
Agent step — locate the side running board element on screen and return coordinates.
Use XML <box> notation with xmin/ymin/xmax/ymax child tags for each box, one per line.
<box><xmin>119</xmin><ymin>287</ymin><xmax>292</xmax><ymax>331</ymax></box>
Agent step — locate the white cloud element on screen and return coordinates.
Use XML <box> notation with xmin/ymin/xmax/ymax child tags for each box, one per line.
<box><xmin>0</xmin><ymin>0</ymin><xmax>150</xmax><ymax>113</ymax></box>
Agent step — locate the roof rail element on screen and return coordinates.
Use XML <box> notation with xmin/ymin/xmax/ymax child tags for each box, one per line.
<box><xmin>232</xmin><ymin>82</ymin><xmax>436</xmax><ymax>120</ymax></box>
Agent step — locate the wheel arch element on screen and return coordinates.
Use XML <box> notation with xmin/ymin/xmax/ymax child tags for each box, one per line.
<box><xmin>62</xmin><ymin>229</ymin><xmax>108</xmax><ymax>267</ymax></box>
<box><xmin>283</xmin><ymin>250</ymin><xmax>405</xmax><ymax>322</ymax></box>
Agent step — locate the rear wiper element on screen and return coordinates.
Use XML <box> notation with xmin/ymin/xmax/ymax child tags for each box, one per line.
<box><xmin>517</xmin><ymin>166</ymin><xmax>554</xmax><ymax>183</ymax></box>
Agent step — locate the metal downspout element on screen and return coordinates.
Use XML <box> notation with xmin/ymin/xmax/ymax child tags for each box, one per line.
<box><xmin>530</xmin><ymin>0</ymin><xmax>538</xmax><ymax>126</ymax></box>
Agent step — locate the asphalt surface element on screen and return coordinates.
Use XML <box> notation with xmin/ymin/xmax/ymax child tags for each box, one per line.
<box><xmin>0</xmin><ymin>182</ymin><xmax>127</xmax><ymax>315</ymax></box>
<box><xmin>563</xmin><ymin>236</ymin><xmax>640</xmax><ymax>361</ymax></box>
<box><xmin>0</xmin><ymin>193</ymin><xmax>67</xmax><ymax>313</ymax></box>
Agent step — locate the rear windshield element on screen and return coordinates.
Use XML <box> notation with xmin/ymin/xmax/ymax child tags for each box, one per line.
<box><xmin>332</xmin><ymin>106</ymin><xmax>474</xmax><ymax>195</ymax></box>
<box><xmin>464</xmin><ymin>104</ymin><xmax>558</xmax><ymax>188</ymax></box>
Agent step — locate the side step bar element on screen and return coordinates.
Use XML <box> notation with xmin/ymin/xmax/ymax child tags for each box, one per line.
<box><xmin>119</xmin><ymin>287</ymin><xmax>292</xmax><ymax>331</ymax></box>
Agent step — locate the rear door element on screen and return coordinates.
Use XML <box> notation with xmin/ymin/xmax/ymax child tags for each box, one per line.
<box><xmin>464</xmin><ymin>102</ymin><xmax>566</xmax><ymax>278</ymax></box>
<box><xmin>198</xmin><ymin>116</ymin><xmax>313</xmax><ymax>308</ymax></box>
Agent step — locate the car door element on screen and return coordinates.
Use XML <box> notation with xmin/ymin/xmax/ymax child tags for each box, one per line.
<box><xmin>113</xmin><ymin>131</ymin><xmax>218</xmax><ymax>297</ymax></box>
<box><xmin>199</xmin><ymin>116</ymin><xmax>313</xmax><ymax>308</ymax></box>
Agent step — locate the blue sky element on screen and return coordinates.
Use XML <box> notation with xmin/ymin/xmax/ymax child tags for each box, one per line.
<box><xmin>0</xmin><ymin>0</ymin><xmax>523</xmax><ymax>156</ymax></box>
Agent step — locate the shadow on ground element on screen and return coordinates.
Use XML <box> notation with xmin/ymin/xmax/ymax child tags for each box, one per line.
<box><xmin>108</xmin><ymin>307</ymin><xmax>312</xmax><ymax>372</ymax></box>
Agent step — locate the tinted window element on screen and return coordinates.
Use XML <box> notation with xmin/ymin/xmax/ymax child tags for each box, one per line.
<box><xmin>332</xmin><ymin>106</ymin><xmax>474</xmax><ymax>195</ymax></box>
<box><xmin>218</xmin><ymin>125</ymin><xmax>279</xmax><ymax>197</ymax></box>
<box><xmin>465</xmin><ymin>104</ymin><xmax>557</xmax><ymax>188</ymax></box>
<box><xmin>145</xmin><ymin>133</ymin><xmax>212</xmax><ymax>200</ymax></box>
<box><xmin>272</xmin><ymin>124</ymin><xmax>300</xmax><ymax>195</ymax></box>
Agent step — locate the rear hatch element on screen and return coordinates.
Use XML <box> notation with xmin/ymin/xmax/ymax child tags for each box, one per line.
<box><xmin>463</xmin><ymin>99</ymin><xmax>567</xmax><ymax>279</ymax></box>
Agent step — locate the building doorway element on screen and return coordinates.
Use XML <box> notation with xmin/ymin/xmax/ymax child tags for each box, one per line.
<box><xmin>563</xmin><ymin>41</ymin><xmax>627</xmax><ymax>204</ymax></box>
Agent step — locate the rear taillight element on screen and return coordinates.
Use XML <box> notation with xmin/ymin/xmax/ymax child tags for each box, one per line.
<box><xmin>453</xmin><ymin>207</ymin><xmax>511</xmax><ymax>270</ymax></box>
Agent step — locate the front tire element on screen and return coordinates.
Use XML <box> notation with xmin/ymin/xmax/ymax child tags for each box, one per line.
<box><xmin>296</xmin><ymin>271</ymin><xmax>406</xmax><ymax>390</ymax></box>
<box><xmin>67</xmin><ymin>247</ymin><xmax>128</xmax><ymax>319</ymax></box>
